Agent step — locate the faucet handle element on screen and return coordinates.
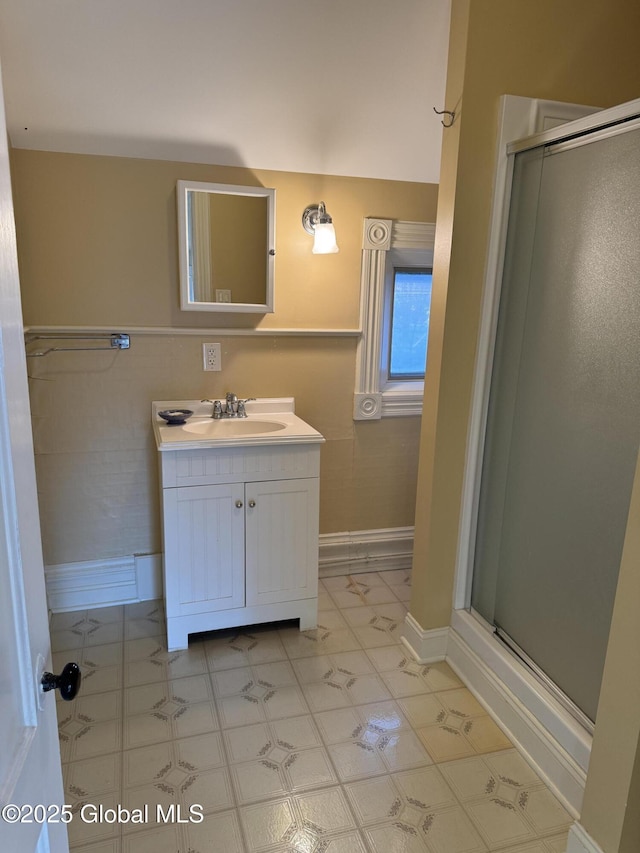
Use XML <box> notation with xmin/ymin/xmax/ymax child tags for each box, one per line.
<box><xmin>202</xmin><ymin>399</ymin><xmax>222</xmax><ymax>419</ymax></box>
<box><xmin>236</xmin><ymin>398</ymin><xmax>256</xmax><ymax>418</ymax></box>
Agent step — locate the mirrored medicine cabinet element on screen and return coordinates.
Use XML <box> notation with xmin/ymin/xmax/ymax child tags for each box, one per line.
<box><xmin>177</xmin><ymin>180</ymin><xmax>275</xmax><ymax>313</ymax></box>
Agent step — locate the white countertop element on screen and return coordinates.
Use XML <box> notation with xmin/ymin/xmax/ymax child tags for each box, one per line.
<box><xmin>152</xmin><ymin>397</ymin><xmax>325</xmax><ymax>451</ymax></box>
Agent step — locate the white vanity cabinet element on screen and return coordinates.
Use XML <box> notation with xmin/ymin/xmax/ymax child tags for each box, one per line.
<box><xmin>159</xmin><ymin>441</ymin><xmax>320</xmax><ymax>650</ymax></box>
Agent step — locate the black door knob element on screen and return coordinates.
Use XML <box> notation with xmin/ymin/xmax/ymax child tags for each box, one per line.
<box><xmin>41</xmin><ymin>662</ymin><xmax>81</xmax><ymax>701</ymax></box>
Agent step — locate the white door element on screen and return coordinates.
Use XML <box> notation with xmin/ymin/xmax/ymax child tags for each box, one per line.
<box><xmin>0</xmin><ymin>58</ymin><xmax>69</xmax><ymax>853</ymax></box>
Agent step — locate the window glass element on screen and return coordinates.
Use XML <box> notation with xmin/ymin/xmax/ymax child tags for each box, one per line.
<box><xmin>388</xmin><ymin>268</ymin><xmax>432</xmax><ymax>379</ymax></box>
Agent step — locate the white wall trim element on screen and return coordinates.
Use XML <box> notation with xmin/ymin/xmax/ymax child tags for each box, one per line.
<box><xmin>399</xmin><ymin>607</ymin><xmax>587</xmax><ymax>816</ymax></box>
<box><xmin>25</xmin><ymin>324</ymin><xmax>361</xmax><ymax>338</ymax></box>
<box><xmin>353</xmin><ymin>219</ymin><xmax>435</xmax><ymax>420</ymax></box>
<box><xmin>45</xmin><ymin>527</ymin><xmax>412</xmax><ymax>610</ymax></box>
<box><xmin>448</xmin><ymin>610</ymin><xmax>588</xmax><ymax>816</ymax></box>
<box><xmin>134</xmin><ymin>554</ymin><xmax>163</xmax><ymax>602</ymax></box>
<box><xmin>45</xmin><ymin>554</ymin><xmax>163</xmax><ymax>612</ymax></box>
<box><xmin>381</xmin><ymin>390</ymin><xmax>423</xmax><ymax>418</ymax></box>
<box><xmin>318</xmin><ymin>526</ymin><xmax>414</xmax><ymax>577</ymax></box>
<box><xmin>451</xmin><ymin>609</ymin><xmax>592</xmax><ymax>774</ymax></box>
<box><xmin>400</xmin><ymin>613</ymin><xmax>450</xmax><ymax>663</ymax></box>
<box><xmin>566</xmin><ymin>822</ymin><xmax>605</xmax><ymax>853</ymax></box>
<box><xmin>45</xmin><ymin>557</ymin><xmax>136</xmax><ymax>612</ymax></box>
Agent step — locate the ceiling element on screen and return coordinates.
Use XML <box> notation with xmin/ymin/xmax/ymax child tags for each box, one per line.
<box><xmin>0</xmin><ymin>0</ymin><xmax>450</xmax><ymax>184</ymax></box>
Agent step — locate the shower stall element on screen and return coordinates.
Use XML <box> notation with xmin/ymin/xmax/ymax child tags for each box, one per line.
<box><xmin>450</xmin><ymin>96</ymin><xmax>640</xmax><ymax>810</ymax></box>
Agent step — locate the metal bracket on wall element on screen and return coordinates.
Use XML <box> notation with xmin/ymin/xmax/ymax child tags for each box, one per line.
<box><xmin>25</xmin><ymin>333</ymin><xmax>130</xmax><ymax>358</ymax></box>
<box><xmin>433</xmin><ymin>106</ymin><xmax>456</xmax><ymax>128</ymax></box>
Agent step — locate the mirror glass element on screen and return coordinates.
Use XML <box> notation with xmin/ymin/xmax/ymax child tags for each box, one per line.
<box><xmin>177</xmin><ymin>180</ymin><xmax>275</xmax><ymax>313</ymax></box>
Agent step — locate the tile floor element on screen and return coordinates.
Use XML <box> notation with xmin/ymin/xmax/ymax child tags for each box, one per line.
<box><xmin>51</xmin><ymin>570</ymin><xmax>573</xmax><ymax>852</ymax></box>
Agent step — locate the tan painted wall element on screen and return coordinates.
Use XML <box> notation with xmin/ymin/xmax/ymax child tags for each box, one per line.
<box><xmin>410</xmin><ymin>0</ymin><xmax>640</xmax><ymax>629</ymax></box>
<box><xmin>12</xmin><ymin>150</ymin><xmax>436</xmax><ymax>565</ymax></box>
<box><xmin>12</xmin><ymin>150</ymin><xmax>435</xmax><ymax>330</ymax></box>
<box><xmin>411</xmin><ymin>0</ymin><xmax>470</xmax><ymax>626</ymax></box>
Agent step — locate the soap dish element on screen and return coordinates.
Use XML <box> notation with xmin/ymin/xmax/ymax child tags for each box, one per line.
<box><xmin>158</xmin><ymin>408</ymin><xmax>194</xmax><ymax>425</ymax></box>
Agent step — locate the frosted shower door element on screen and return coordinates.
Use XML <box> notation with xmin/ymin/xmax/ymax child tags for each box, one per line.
<box><xmin>472</xmin><ymin>126</ymin><xmax>640</xmax><ymax>723</ymax></box>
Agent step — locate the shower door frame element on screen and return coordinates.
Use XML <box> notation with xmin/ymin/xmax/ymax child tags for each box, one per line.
<box><xmin>448</xmin><ymin>94</ymin><xmax>640</xmax><ymax>812</ymax></box>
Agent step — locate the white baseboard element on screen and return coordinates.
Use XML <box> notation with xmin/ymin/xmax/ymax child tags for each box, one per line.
<box><xmin>45</xmin><ymin>526</ymin><xmax>412</xmax><ymax>611</ymax></box>
<box><xmin>45</xmin><ymin>553</ymin><xmax>163</xmax><ymax>612</ymax></box>
<box><xmin>318</xmin><ymin>526</ymin><xmax>413</xmax><ymax>577</ymax></box>
<box><xmin>400</xmin><ymin>608</ymin><xmax>587</xmax><ymax>817</ymax></box>
<box><xmin>447</xmin><ymin>617</ymin><xmax>586</xmax><ymax>817</ymax></box>
<box><xmin>566</xmin><ymin>822</ymin><xmax>604</xmax><ymax>853</ymax></box>
<box><xmin>401</xmin><ymin>613</ymin><xmax>450</xmax><ymax>663</ymax></box>
<box><xmin>134</xmin><ymin>553</ymin><xmax>163</xmax><ymax>601</ymax></box>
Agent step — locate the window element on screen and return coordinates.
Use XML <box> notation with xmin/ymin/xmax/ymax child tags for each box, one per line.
<box><xmin>387</xmin><ymin>267</ymin><xmax>433</xmax><ymax>379</ymax></box>
<box><xmin>354</xmin><ymin>219</ymin><xmax>435</xmax><ymax>419</ymax></box>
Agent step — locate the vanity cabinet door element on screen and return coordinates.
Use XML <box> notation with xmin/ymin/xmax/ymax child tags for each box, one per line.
<box><xmin>163</xmin><ymin>482</ymin><xmax>245</xmax><ymax>615</ymax></box>
<box><xmin>245</xmin><ymin>478</ymin><xmax>319</xmax><ymax>607</ymax></box>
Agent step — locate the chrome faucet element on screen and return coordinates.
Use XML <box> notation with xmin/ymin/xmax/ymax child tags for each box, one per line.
<box><xmin>203</xmin><ymin>394</ymin><xmax>255</xmax><ymax>418</ymax></box>
<box><xmin>225</xmin><ymin>392</ymin><xmax>238</xmax><ymax>417</ymax></box>
<box><xmin>225</xmin><ymin>393</ymin><xmax>256</xmax><ymax>418</ymax></box>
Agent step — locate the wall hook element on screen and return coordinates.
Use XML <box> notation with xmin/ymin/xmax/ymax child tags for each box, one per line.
<box><xmin>433</xmin><ymin>107</ymin><xmax>455</xmax><ymax>128</ymax></box>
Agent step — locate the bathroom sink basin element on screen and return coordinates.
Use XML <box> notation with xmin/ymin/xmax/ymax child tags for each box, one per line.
<box><xmin>182</xmin><ymin>418</ymin><xmax>287</xmax><ymax>437</ymax></box>
<box><xmin>152</xmin><ymin>397</ymin><xmax>324</xmax><ymax>451</ymax></box>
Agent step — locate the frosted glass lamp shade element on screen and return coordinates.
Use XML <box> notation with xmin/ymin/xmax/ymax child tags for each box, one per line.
<box><xmin>312</xmin><ymin>221</ymin><xmax>339</xmax><ymax>254</ymax></box>
<box><xmin>302</xmin><ymin>201</ymin><xmax>340</xmax><ymax>254</ymax></box>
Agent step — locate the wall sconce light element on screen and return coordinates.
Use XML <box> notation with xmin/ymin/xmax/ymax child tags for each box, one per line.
<box><xmin>302</xmin><ymin>201</ymin><xmax>339</xmax><ymax>254</ymax></box>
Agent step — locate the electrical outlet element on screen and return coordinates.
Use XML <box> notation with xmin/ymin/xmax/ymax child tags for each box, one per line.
<box><xmin>215</xmin><ymin>289</ymin><xmax>232</xmax><ymax>303</ymax></box>
<box><xmin>203</xmin><ymin>342</ymin><xmax>222</xmax><ymax>371</ymax></box>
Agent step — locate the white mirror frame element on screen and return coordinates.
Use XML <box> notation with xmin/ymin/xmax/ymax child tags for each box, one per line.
<box><xmin>177</xmin><ymin>180</ymin><xmax>275</xmax><ymax>313</ymax></box>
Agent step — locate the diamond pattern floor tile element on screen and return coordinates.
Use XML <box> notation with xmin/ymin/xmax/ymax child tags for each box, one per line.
<box><xmin>55</xmin><ymin>582</ymin><xmax>574</xmax><ymax>853</ymax></box>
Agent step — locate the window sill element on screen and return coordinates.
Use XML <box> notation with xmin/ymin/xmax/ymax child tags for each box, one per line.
<box><xmin>382</xmin><ymin>387</ymin><xmax>423</xmax><ymax>418</ymax></box>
